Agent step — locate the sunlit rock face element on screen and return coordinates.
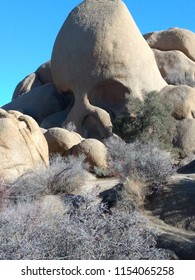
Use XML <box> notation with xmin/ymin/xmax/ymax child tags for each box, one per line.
<box><xmin>0</xmin><ymin>109</ymin><xmax>49</xmax><ymax>182</ymax></box>
<box><xmin>51</xmin><ymin>0</ymin><xmax>166</xmax><ymax>139</ymax></box>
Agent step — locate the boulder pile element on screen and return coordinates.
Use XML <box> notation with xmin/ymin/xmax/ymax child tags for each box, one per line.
<box><xmin>0</xmin><ymin>0</ymin><xmax>195</xmax><ymax>259</ymax></box>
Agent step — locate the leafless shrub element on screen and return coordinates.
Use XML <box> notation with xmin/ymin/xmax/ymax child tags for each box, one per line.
<box><xmin>105</xmin><ymin>137</ymin><xmax>174</xmax><ymax>186</ymax></box>
<box><xmin>63</xmin><ymin>121</ymin><xmax>77</xmax><ymax>132</ymax></box>
<box><xmin>93</xmin><ymin>166</ymin><xmax>114</xmax><ymax>178</ymax></box>
<box><xmin>120</xmin><ymin>178</ymin><xmax>147</xmax><ymax>210</ymax></box>
<box><xmin>0</xmin><ymin>195</ymin><xmax>170</xmax><ymax>260</ymax></box>
<box><xmin>0</xmin><ymin>179</ymin><xmax>11</xmax><ymax>210</ymax></box>
<box><xmin>10</xmin><ymin>154</ymin><xmax>89</xmax><ymax>202</ymax></box>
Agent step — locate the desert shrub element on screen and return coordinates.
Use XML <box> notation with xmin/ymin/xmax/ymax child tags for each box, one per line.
<box><xmin>93</xmin><ymin>166</ymin><xmax>114</xmax><ymax>178</ymax></box>
<box><xmin>10</xmin><ymin>154</ymin><xmax>89</xmax><ymax>202</ymax></box>
<box><xmin>0</xmin><ymin>196</ymin><xmax>170</xmax><ymax>260</ymax></box>
<box><xmin>113</xmin><ymin>92</ymin><xmax>176</xmax><ymax>150</ymax></box>
<box><xmin>0</xmin><ymin>179</ymin><xmax>11</xmax><ymax>210</ymax></box>
<box><xmin>105</xmin><ymin>137</ymin><xmax>174</xmax><ymax>186</ymax></box>
<box><xmin>63</xmin><ymin>121</ymin><xmax>77</xmax><ymax>132</ymax></box>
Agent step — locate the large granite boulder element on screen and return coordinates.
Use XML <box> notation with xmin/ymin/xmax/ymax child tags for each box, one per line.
<box><xmin>0</xmin><ymin>109</ymin><xmax>49</xmax><ymax>182</ymax></box>
<box><xmin>160</xmin><ymin>85</ymin><xmax>195</xmax><ymax>120</ymax></box>
<box><xmin>51</xmin><ymin>0</ymin><xmax>166</xmax><ymax>139</ymax></box>
<box><xmin>153</xmin><ymin>49</ymin><xmax>195</xmax><ymax>87</ymax></box>
<box><xmin>12</xmin><ymin>73</ymin><xmax>42</xmax><ymax>100</ymax></box>
<box><xmin>173</xmin><ymin>119</ymin><xmax>195</xmax><ymax>157</ymax></box>
<box><xmin>3</xmin><ymin>84</ymin><xmax>71</xmax><ymax>125</ymax></box>
<box><xmin>144</xmin><ymin>27</ymin><xmax>195</xmax><ymax>62</ymax></box>
<box><xmin>35</xmin><ymin>61</ymin><xmax>53</xmax><ymax>85</ymax></box>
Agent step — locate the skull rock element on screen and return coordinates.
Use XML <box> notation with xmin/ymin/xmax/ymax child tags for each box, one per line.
<box><xmin>51</xmin><ymin>0</ymin><xmax>166</xmax><ymax>139</ymax></box>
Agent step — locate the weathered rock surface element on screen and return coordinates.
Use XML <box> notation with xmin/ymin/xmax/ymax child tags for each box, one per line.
<box><xmin>12</xmin><ymin>73</ymin><xmax>42</xmax><ymax>100</ymax></box>
<box><xmin>44</xmin><ymin>127</ymin><xmax>83</xmax><ymax>156</ymax></box>
<box><xmin>173</xmin><ymin>119</ymin><xmax>195</xmax><ymax>156</ymax></box>
<box><xmin>35</xmin><ymin>61</ymin><xmax>53</xmax><ymax>84</ymax></box>
<box><xmin>144</xmin><ymin>27</ymin><xmax>195</xmax><ymax>62</ymax></box>
<box><xmin>51</xmin><ymin>0</ymin><xmax>166</xmax><ymax>138</ymax></box>
<box><xmin>12</xmin><ymin>61</ymin><xmax>53</xmax><ymax>100</ymax></box>
<box><xmin>3</xmin><ymin>84</ymin><xmax>70</xmax><ymax>125</ymax></box>
<box><xmin>70</xmin><ymin>138</ymin><xmax>108</xmax><ymax>169</ymax></box>
<box><xmin>40</xmin><ymin>104</ymin><xmax>74</xmax><ymax>129</ymax></box>
<box><xmin>153</xmin><ymin>49</ymin><xmax>195</xmax><ymax>87</ymax></box>
<box><xmin>0</xmin><ymin>109</ymin><xmax>49</xmax><ymax>182</ymax></box>
<box><xmin>145</xmin><ymin>171</ymin><xmax>195</xmax><ymax>259</ymax></box>
<box><xmin>147</xmin><ymin>176</ymin><xmax>195</xmax><ymax>231</ymax></box>
<box><xmin>160</xmin><ymin>85</ymin><xmax>195</xmax><ymax>120</ymax></box>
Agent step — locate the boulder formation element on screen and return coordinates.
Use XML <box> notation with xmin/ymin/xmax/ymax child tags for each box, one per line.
<box><xmin>44</xmin><ymin>127</ymin><xmax>83</xmax><ymax>156</ymax></box>
<box><xmin>1</xmin><ymin>1</ymin><xmax>195</xmax><ymax>158</ymax></box>
<box><xmin>144</xmin><ymin>27</ymin><xmax>195</xmax><ymax>62</ymax></box>
<box><xmin>3</xmin><ymin>83</ymin><xmax>73</xmax><ymax>125</ymax></box>
<box><xmin>160</xmin><ymin>85</ymin><xmax>195</xmax><ymax>120</ymax></box>
<box><xmin>1</xmin><ymin>0</ymin><xmax>195</xmax><ymax>260</ymax></box>
<box><xmin>51</xmin><ymin>0</ymin><xmax>166</xmax><ymax>138</ymax></box>
<box><xmin>153</xmin><ymin>49</ymin><xmax>195</xmax><ymax>87</ymax></box>
<box><xmin>0</xmin><ymin>109</ymin><xmax>49</xmax><ymax>182</ymax></box>
<box><xmin>12</xmin><ymin>61</ymin><xmax>53</xmax><ymax>100</ymax></box>
<box><xmin>173</xmin><ymin>119</ymin><xmax>195</xmax><ymax>157</ymax></box>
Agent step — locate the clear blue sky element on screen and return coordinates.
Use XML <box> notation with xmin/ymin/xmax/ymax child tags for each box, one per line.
<box><xmin>1</xmin><ymin>0</ymin><xmax>195</xmax><ymax>106</ymax></box>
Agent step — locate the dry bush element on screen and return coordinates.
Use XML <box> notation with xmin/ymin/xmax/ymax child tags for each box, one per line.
<box><xmin>105</xmin><ymin>137</ymin><xmax>174</xmax><ymax>186</ymax></box>
<box><xmin>63</xmin><ymin>121</ymin><xmax>77</xmax><ymax>132</ymax></box>
<box><xmin>0</xmin><ymin>179</ymin><xmax>11</xmax><ymax>210</ymax></box>
<box><xmin>10</xmin><ymin>154</ymin><xmax>89</xmax><ymax>202</ymax></box>
<box><xmin>121</xmin><ymin>178</ymin><xmax>147</xmax><ymax>210</ymax></box>
<box><xmin>0</xmin><ymin>195</ymin><xmax>170</xmax><ymax>260</ymax></box>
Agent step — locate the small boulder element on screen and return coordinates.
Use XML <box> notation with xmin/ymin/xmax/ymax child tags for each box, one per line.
<box><xmin>44</xmin><ymin>127</ymin><xmax>83</xmax><ymax>156</ymax></box>
<box><xmin>35</xmin><ymin>61</ymin><xmax>53</xmax><ymax>84</ymax></box>
<box><xmin>70</xmin><ymin>138</ymin><xmax>108</xmax><ymax>169</ymax></box>
<box><xmin>12</xmin><ymin>73</ymin><xmax>42</xmax><ymax>100</ymax></box>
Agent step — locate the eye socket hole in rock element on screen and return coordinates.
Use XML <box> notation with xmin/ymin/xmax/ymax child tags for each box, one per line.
<box><xmin>88</xmin><ymin>79</ymin><xmax>130</xmax><ymax>119</ymax></box>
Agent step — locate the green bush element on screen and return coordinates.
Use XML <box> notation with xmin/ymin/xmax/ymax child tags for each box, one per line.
<box><xmin>113</xmin><ymin>92</ymin><xmax>176</xmax><ymax>150</ymax></box>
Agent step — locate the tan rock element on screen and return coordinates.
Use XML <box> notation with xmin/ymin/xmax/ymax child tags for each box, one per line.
<box><xmin>144</xmin><ymin>27</ymin><xmax>195</xmax><ymax>62</ymax></box>
<box><xmin>173</xmin><ymin>119</ymin><xmax>195</xmax><ymax>156</ymax></box>
<box><xmin>40</xmin><ymin>101</ymin><xmax>74</xmax><ymax>129</ymax></box>
<box><xmin>71</xmin><ymin>139</ymin><xmax>108</xmax><ymax>169</ymax></box>
<box><xmin>0</xmin><ymin>109</ymin><xmax>49</xmax><ymax>182</ymax></box>
<box><xmin>35</xmin><ymin>61</ymin><xmax>53</xmax><ymax>84</ymax></box>
<box><xmin>51</xmin><ymin>0</ymin><xmax>166</xmax><ymax>138</ymax></box>
<box><xmin>3</xmin><ymin>83</ymin><xmax>68</xmax><ymax>125</ymax></box>
<box><xmin>44</xmin><ymin>127</ymin><xmax>82</xmax><ymax>156</ymax></box>
<box><xmin>160</xmin><ymin>85</ymin><xmax>195</xmax><ymax>120</ymax></box>
<box><xmin>153</xmin><ymin>49</ymin><xmax>195</xmax><ymax>87</ymax></box>
<box><xmin>12</xmin><ymin>73</ymin><xmax>42</xmax><ymax>100</ymax></box>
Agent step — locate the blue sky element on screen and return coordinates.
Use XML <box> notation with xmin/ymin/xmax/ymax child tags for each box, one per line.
<box><xmin>0</xmin><ymin>0</ymin><xmax>195</xmax><ymax>106</ymax></box>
